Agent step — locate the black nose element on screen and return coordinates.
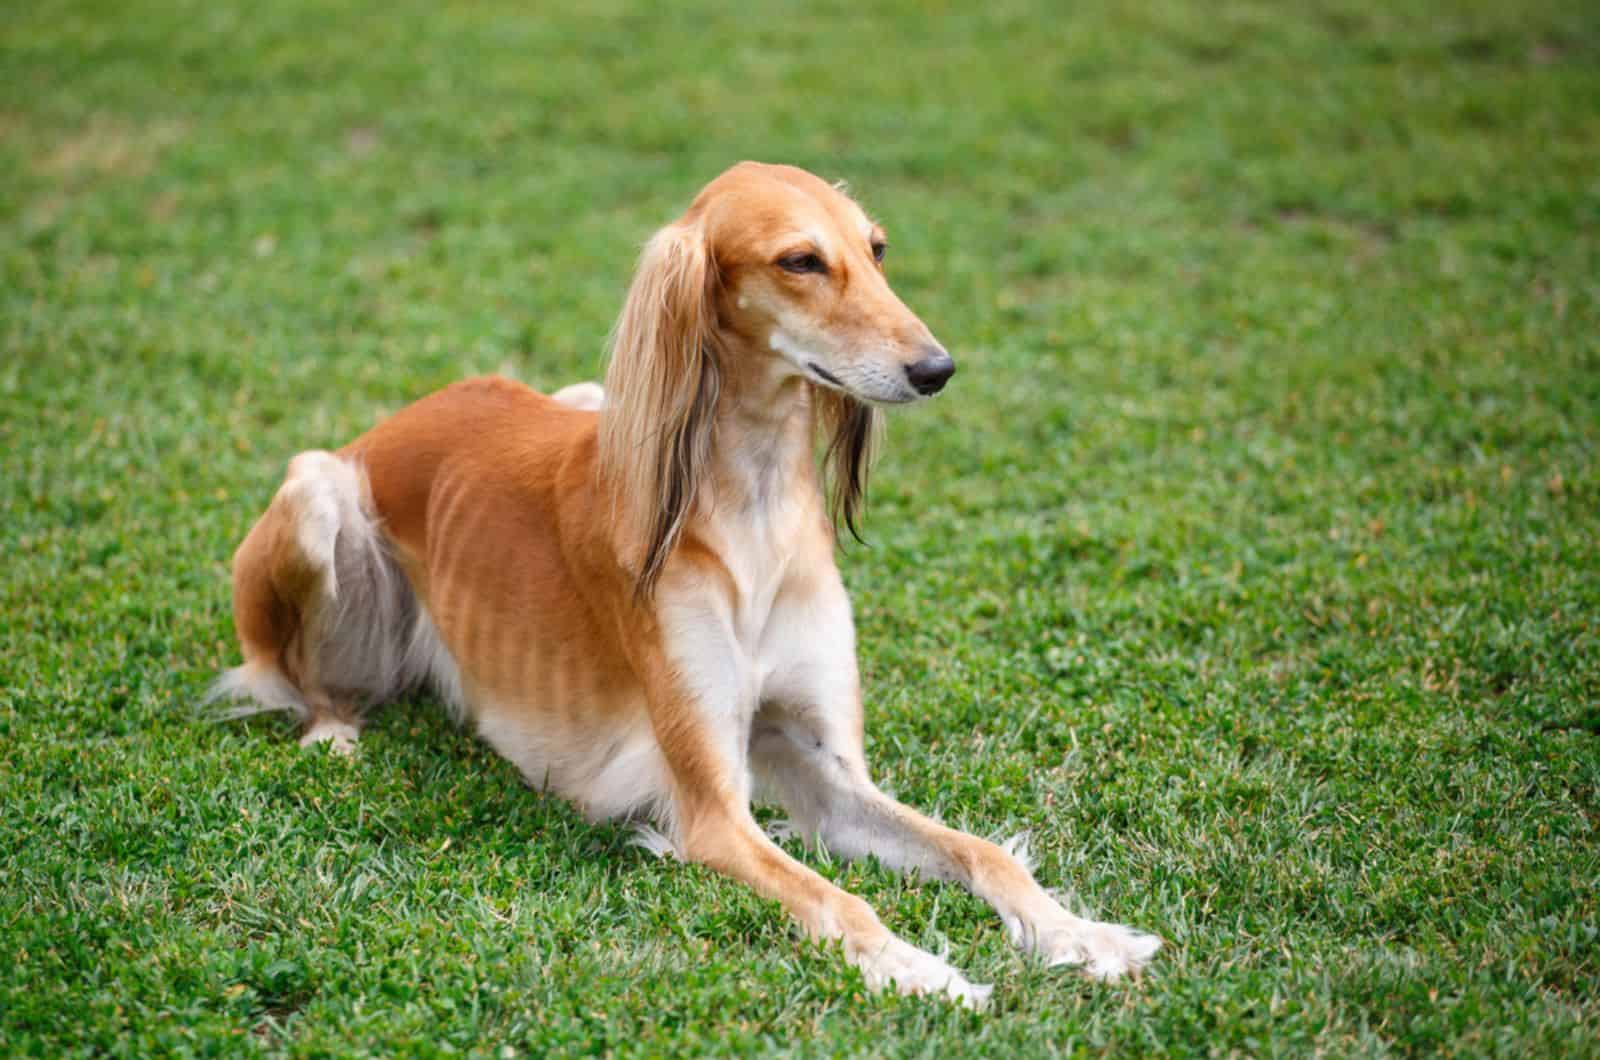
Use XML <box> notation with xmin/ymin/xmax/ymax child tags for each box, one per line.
<box><xmin>905</xmin><ymin>347</ymin><xmax>956</xmax><ymax>396</ymax></box>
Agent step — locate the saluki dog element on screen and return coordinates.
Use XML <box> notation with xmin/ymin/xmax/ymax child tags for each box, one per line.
<box><xmin>211</xmin><ymin>162</ymin><xmax>1159</xmax><ymax>1005</ymax></box>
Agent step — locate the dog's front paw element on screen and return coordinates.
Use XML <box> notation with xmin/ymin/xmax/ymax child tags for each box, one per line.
<box><xmin>851</xmin><ymin>935</ymin><xmax>992</xmax><ymax>1009</ymax></box>
<box><xmin>1023</xmin><ymin>915</ymin><xmax>1161</xmax><ymax>980</ymax></box>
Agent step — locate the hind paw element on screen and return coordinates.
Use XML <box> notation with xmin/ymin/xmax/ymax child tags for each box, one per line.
<box><xmin>299</xmin><ymin>718</ymin><xmax>361</xmax><ymax>754</ymax></box>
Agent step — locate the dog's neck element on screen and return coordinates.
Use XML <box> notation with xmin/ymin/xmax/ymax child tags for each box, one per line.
<box><xmin>705</xmin><ymin>351</ymin><xmax>820</xmax><ymax>520</ymax></box>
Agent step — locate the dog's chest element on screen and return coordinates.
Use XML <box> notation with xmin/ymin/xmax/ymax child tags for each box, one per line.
<box><xmin>662</xmin><ymin>509</ymin><xmax>840</xmax><ymax>716</ymax></box>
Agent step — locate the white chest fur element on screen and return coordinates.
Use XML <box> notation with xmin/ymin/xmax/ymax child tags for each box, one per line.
<box><xmin>658</xmin><ymin>502</ymin><xmax>857</xmax><ymax>784</ymax></box>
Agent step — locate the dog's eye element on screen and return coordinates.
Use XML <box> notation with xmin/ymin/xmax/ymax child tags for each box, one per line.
<box><xmin>777</xmin><ymin>252</ymin><xmax>827</xmax><ymax>275</ymax></box>
<box><xmin>871</xmin><ymin>241</ymin><xmax>886</xmax><ymax>263</ymax></box>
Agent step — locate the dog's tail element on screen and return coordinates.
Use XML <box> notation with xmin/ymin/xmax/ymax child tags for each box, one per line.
<box><xmin>203</xmin><ymin>662</ymin><xmax>309</xmax><ymax>722</ymax></box>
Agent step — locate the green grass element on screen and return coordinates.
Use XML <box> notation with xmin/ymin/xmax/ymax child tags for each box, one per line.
<box><xmin>4</xmin><ymin>0</ymin><xmax>1598</xmax><ymax>1053</ymax></box>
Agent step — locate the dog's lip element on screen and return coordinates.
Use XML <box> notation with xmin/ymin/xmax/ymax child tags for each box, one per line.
<box><xmin>805</xmin><ymin>360</ymin><xmax>921</xmax><ymax>405</ymax></box>
<box><xmin>805</xmin><ymin>361</ymin><xmax>846</xmax><ymax>388</ymax></box>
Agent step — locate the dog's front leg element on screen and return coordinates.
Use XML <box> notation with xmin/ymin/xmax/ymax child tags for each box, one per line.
<box><xmin>641</xmin><ymin>594</ymin><xmax>990</xmax><ymax>1007</ymax></box>
<box><xmin>753</xmin><ymin>575</ymin><xmax>1161</xmax><ymax>981</ymax></box>
<box><xmin>756</xmin><ymin>738</ymin><xmax>1161</xmax><ymax>980</ymax></box>
<box><xmin>672</xmin><ymin>793</ymin><xmax>992</xmax><ymax>1006</ymax></box>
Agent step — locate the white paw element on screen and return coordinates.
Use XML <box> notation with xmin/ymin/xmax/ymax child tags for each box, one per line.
<box><xmin>1034</xmin><ymin>916</ymin><xmax>1161</xmax><ymax>980</ymax></box>
<box><xmin>299</xmin><ymin>719</ymin><xmax>360</xmax><ymax>754</ymax></box>
<box><xmin>851</xmin><ymin>935</ymin><xmax>992</xmax><ymax>1009</ymax></box>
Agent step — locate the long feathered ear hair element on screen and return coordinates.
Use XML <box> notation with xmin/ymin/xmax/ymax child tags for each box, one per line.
<box><xmin>598</xmin><ymin>222</ymin><xmax>720</xmax><ymax>600</ymax></box>
<box><xmin>814</xmin><ymin>388</ymin><xmax>882</xmax><ymax>543</ymax></box>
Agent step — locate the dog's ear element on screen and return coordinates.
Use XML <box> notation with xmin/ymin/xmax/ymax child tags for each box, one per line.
<box><xmin>599</xmin><ymin>222</ymin><xmax>720</xmax><ymax>600</ymax></box>
<box><xmin>816</xmin><ymin>388</ymin><xmax>881</xmax><ymax>543</ymax></box>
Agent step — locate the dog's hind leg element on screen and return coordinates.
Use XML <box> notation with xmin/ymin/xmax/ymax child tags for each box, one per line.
<box><xmin>212</xmin><ymin>450</ymin><xmax>417</xmax><ymax>752</ymax></box>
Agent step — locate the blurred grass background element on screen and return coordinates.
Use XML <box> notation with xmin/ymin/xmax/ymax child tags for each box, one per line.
<box><xmin>2</xmin><ymin>0</ymin><xmax>1597</xmax><ymax>1054</ymax></box>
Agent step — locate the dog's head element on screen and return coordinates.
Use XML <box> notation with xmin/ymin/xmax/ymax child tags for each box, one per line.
<box><xmin>603</xmin><ymin>163</ymin><xmax>949</xmax><ymax>595</ymax></box>
<box><xmin>691</xmin><ymin>161</ymin><xmax>953</xmax><ymax>404</ymax></box>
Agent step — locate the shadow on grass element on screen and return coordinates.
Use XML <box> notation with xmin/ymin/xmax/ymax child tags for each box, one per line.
<box><xmin>218</xmin><ymin>693</ymin><xmax>659</xmax><ymax>879</ymax></box>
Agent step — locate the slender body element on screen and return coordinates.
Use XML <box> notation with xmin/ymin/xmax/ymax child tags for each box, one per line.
<box><xmin>213</xmin><ymin>163</ymin><xmax>1158</xmax><ymax>1004</ymax></box>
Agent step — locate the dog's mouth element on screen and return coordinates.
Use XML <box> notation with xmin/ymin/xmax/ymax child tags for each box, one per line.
<box><xmin>805</xmin><ymin>361</ymin><xmax>845</xmax><ymax>388</ymax></box>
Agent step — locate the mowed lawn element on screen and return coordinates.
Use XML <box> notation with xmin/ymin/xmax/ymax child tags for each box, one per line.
<box><xmin>3</xmin><ymin>0</ymin><xmax>1598</xmax><ymax>1054</ymax></box>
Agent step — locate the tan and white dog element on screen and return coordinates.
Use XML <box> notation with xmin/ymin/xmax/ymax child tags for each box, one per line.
<box><xmin>211</xmin><ymin>162</ymin><xmax>1158</xmax><ymax>1005</ymax></box>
